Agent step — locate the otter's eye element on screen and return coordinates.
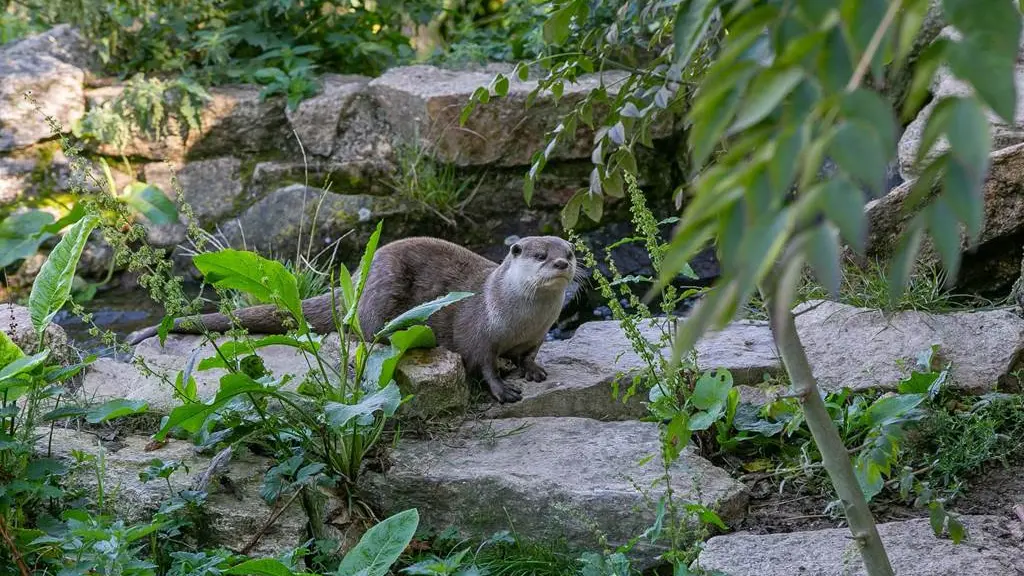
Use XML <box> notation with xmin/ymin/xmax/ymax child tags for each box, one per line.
<box><xmin>511</xmin><ymin>244</ymin><xmax>522</xmax><ymax>256</ymax></box>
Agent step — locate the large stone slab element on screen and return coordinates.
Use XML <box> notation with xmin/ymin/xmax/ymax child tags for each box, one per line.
<box><xmin>694</xmin><ymin>515</ymin><xmax>1023</xmax><ymax>576</ymax></box>
<box><xmin>362</xmin><ymin>417</ymin><xmax>749</xmax><ymax>565</ymax></box>
<box><xmin>485</xmin><ymin>318</ymin><xmax>781</xmax><ymax>420</ymax></box>
<box><xmin>0</xmin><ymin>40</ymin><xmax>84</xmax><ymax>151</ymax></box>
<box><xmin>36</xmin><ymin>427</ymin><xmax>327</xmax><ymax>558</ymax></box>
<box><xmin>866</xmin><ymin>142</ymin><xmax>1024</xmax><ymax>293</ymax></box>
<box><xmin>795</xmin><ymin>300</ymin><xmax>1024</xmax><ymax>393</ymax></box>
<box><xmin>84</xmin><ymin>333</ymin><xmax>467</xmax><ymax>419</ymax></box>
<box><xmin>369</xmin><ymin>64</ymin><xmax>673</xmax><ymax>167</ymax></box>
<box><xmin>143</xmin><ymin>156</ymin><xmax>244</xmax><ymax>226</ymax></box>
<box><xmin>285</xmin><ymin>74</ymin><xmax>370</xmax><ymax>158</ymax></box>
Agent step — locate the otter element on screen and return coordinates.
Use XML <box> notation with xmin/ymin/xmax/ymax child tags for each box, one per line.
<box><xmin>126</xmin><ymin>236</ymin><xmax>577</xmax><ymax>403</ymax></box>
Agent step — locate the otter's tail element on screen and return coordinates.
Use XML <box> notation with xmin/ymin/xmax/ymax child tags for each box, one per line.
<box><xmin>125</xmin><ymin>291</ymin><xmax>341</xmax><ymax>346</ymax></box>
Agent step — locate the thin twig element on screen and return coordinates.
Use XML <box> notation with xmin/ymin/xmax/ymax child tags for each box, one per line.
<box><xmin>239</xmin><ymin>486</ymin><xmax>304</xmax><ymax>555</ymax></box>
<box><xmin>0</xmin><ymin>514</ymin><xmax>30</xmax><ymax>576</ymax></box>
<box><xmin>847</xmin><ymin>0</ymin><xmax>903</xmax><ymax>92</ymax></box>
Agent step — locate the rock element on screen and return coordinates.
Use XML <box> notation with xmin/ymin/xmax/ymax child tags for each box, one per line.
<box><xmin>248</xmin><ymin>159</ymin><xmax>391</xmax><ymax>198</ymax></box>
<box><xmin>393</xmin><ymin>348</ymin><xmax>468</xmax><ymax>421</ymax></box>
<box><xmin>694</xmin><ymin>515</ymin><xmax>1023</xmax><ymax>576</ymax></box>
<box><xmin>865</xmin><ymin>142</ymin><xmax>1024</xmax><ymax>294</ymax></box>
<box><xmin>795</xmin><ymin>300</ymin><xmax>1024</xmax><ymax>393</ymax></box>
<box><xmin>898</xmin><ymin>27</ymin><xmax>1024</xmax><ymax>180</ymax></box>
<box><xmin>370</xmin><ymin>65</ymin><xmax>672</xmax><ymax>167</ymax></box>
<box><xmin>1</xmin><ymin>25</ymin><xmax>100</xmax><ymax>75</ymax></box>
<box><xmin>0</xmin><ymin>303</ymin><xmax>77</xmax><ymax>367</ymax></box>
<box><xmin>0</xmin><ymin>44</ymin><xmax>84</xmax><ymax>151</ymax></box>
<box><xmin>36</xmin><ymin>427</ymin><xmax>328</xmax><ymax>558</ymax></box>
<box><xmin>85</xmin><ymin>84</ymin><xmax>291</xmax><ymax>160</ymax></box>
<box><xmin>85</xmin><ymin>333</ymin><xmax>467</xmax><ymax>420</ymax></box>
<box><xmin>486</xmin><ymin>318</ymin><xmax>781</xmax><ymax>420</ymax></box>
<box><xmin>219</xmin><ymin>184</ymin><xmax>407</xmax><ymax>259</ymax></box>
<box><xmin>286</xmin><ymin>74</ymin><xmax>370</xmax><ymax>157</ymax></box>
<box><xmin>362</xmin><ymin>417</ymin><xmax>749</xmax><ymax>566</ymax></box>
<box><xmin>143</xmin><ymin>157</ymin><xmax>244</xmax><ymax>225</ymax></box>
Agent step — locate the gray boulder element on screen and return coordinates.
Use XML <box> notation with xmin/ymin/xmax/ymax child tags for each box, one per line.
<box><xmin>0</xmin><ymin>43</ymin><xmax>84</xmax><ymax>151</ymax></box>
<box><xmin>0</xmin><ymin>303</ymin><xmax>76</xmax><ymax>368</ymax></box>
<box><xmin>370</xmin><ymin>64</ymin><xmax>672</xmax><ymax>167</ymax></box>
<box><xmin>362</xmin><ymin>417</ymin><xmax>749</xmax><ymax>566</ymax></box>
<box><xmin>485</xmin><ymin>318</ymin><xmax>780</xmax><ymax>420</ymax></box>
<box><xmin>36</xmin><ymin>427</ymin><xmax>330</xmax><ymax>558</ymax></box>
<box><xmin>898</xmin><ymin>27</ymin><xmax>1024</xmax><ymax>180</ymax></box>
<box><xmin>695</xmin><ymin>515</ymin><xmax>1023</xmax><ymax>576</ymax></box>
<box><xmin>1</xmin><ymin>25</ymin><xmax>100</xmax><ymax>75</ymax></box>
<box><xmin>795</xmin><ymin>300</ymin><xmax>1024</xmax><ymax>393</ymax></box>
<box><xmin>143</xmin><ymin>156</ymin><xmax>244</xmax><ymax>226</ymax></box>
<box><xmin>286</xmin><ymin>74</ymin><xmax>370</xmax><ymax>157</ymax></box>
<box><xmin>866</xmin><ymin>142</ymin><xmax>1024</xmax><ymax>293</ymax></box>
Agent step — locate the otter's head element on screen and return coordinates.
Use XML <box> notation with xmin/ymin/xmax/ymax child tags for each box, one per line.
<box><xmin>502</xmin><ymin>236</ymin><xmax>577</xmax><ymax>295</ymax></box>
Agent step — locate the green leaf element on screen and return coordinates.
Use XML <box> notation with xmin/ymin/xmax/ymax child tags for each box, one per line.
<box><xmin>673</xmin><ymin>0</ymin><xmax>717</xmax><ymax>69</ymax></box>
<box><xmin>581</xmin><ymin>193</ymin><xmax>603</xmax><ymax>223</ymax></box>
<box><xmin>493</xmin><ymin>74</ymin><xmax>510</xmax><ymax>97</ymax></box>
<box><xmin>829</xmin><ymin>120</ymin><xmax>887</xmax><ymax>196</ymax></box>
<box><xmin>325</xmin><ymin>381</ymin><xmax>402</xmax><ymax>429</ymax></box>
<box><xmin>0</xmin><ymin>331</ymin><xmax>25</xmax><ymax>371</ymax></box>
<box><xmin>86</xmin><ymin>399</ymin><xmax>148</xmax><ymax>424</ymax></box>
<box><xmin>28</xmin><ymin>214</ymin><xmax>100</xmax><ymax>339</ymax></box>
<box><xmin>943</xmin><ymin>157</ymin><xmax>984</xmax><ymax>244</ymax></box>
<box><xmin>887</xmin><ymin>217</ymin><xmax>925</xmax><ymax>305</ymax></box>
<box><xmin>542</xmin><ymin>5</ymin><xmax>574</xmax><ymax>45</ymax></box>
<box><xmin>225</xmin><ymin>558</ymin><xmax>297</xmax><ymax>576</ymax></box>
<box><xmin>364</xmin><ymin>325</ymin><xmax>435</xmax><ymax>388</ymax></box>
<box><xmin>0</xmin><ymin>349</ymin><xmax>46</xmax><ymax>382</ymax></box>
<box><xmin>121</xmin><ymin>182</ymin><xmax>179</xmax><ymax>225</ymax></box>
<box><xmin>818</xmin><ymin>177</ymin><xmax>867</xmax><ymax>254</ymax></box>
<box><xmin>688</xmin><ymin>409</ymin><xmax>723</xmax><ymax>431</ymax></box>
<box><xmin>946</xmin><ymin>97</ymin><xmax>992</xmax><ymax>177</ymax></box>
<box><xmin>947</xmin><ymin>514</ymin><xmax>967</xmax><ymax>544</ymax></box>
<box><xmin>561</xmin><ymin>191</ymin><xmax>586</xmax><ymax>230</ymax></box>
<box><xmin>943</xmin><ymin>0</ymin><xmax>1022</xmax><ymax>122</ymax></box>
<box><xmin>345</xmin><ymin>221</ymin><xmax>383</xmax><ymax>330</ymax></box>
<box><xmin>0</xmin><ymin>210</ymin><xmax>55</xmax><ymax>268</ymax></box>
<box><xmin>925</xmin><ymin>196</ymin><xmax>962</xmax><ymax>281</ymax></box>
<box><xmin>862</xmin><ymin>393</ymin><xmax>925</xmax><ymax>428</ymax></box>
<box><xmin>903</xmin><ymin>39</ymin><xmax>949</xmax><ymax>122</ymax></box>
<box><xmin>840</xmin><ymin>89</ymin><xmax>898</xmax><ymax>160</ymax></box>
<box><xmin>192</xmin><ymin>249</ymin><xmax>306</xmax><ymax>333</ymax></box>
<box><xmin>197</xmin><ymin>335</ymin><xmax>321</xmax><ymax>371</ymax></box>
<box><xmin>153</xmin><ymin>372</ymin><xmax>269</xmax><ymax>440</ymax></box>
<box><xmin>729</xmin><ymin>67</ymin><xmax>804</xmax><ymax>134</ymax></box>
<box><xmin>336</xmin><ymin>508</ymin><xmax>419</xmax><ymax>576</ymax></box>
<box><xmin>375</xmin><ymin>292</ymin><xmax>473</xmax><ymax>340</ymax></box>
<box><xmin>691</xmin><ymin>370</ymin><xmax>733</xmax><ymax>411</ymax></box>
<box><xmin>806</xmin><ymin>224</ymin><xmax>842</xmax><ymax>297</ymax></box>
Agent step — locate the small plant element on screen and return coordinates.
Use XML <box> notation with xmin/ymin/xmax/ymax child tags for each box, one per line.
<box><xmin>386</xmin><ymin>140</ymin><xmax>481</xmax><ymax>226</ymax></box>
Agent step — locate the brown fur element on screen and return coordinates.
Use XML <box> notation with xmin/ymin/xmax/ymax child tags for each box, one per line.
<box><xmin>126</xmin><ymin>236</ymin><xmax>577</xmax><ymax>403</ymax></box>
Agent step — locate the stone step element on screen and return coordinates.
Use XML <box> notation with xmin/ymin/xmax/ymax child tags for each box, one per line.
<box><xmin>34</xmin><ymin>427</ymin><xmax>333</xmax><ymax>558</ymax></box>
<box><xmin>361</xmin><ymin>416</ymin><xmax>749</xmax><ymax>566</ymax></box>
<box><xmin>694</xmin><ymin>515</ymin><xmax>1024</xmax><ymax>575</ymax></box>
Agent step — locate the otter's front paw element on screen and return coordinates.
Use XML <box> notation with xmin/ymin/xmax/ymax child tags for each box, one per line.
<box><xmin>486</xmin><ymin>377</ymin><xmax>522</xmax><ymax>404</ymax></box>
<box><xmin>520</xmin><ymin>359</ymin><xmax>547</xmax><ymax>382</ymax></box>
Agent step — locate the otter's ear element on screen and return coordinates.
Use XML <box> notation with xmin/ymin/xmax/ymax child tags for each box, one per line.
<box><xmin>510</xmin><ymin>244</ymin><xmax>522</xmax><ymax>257</ymax></box>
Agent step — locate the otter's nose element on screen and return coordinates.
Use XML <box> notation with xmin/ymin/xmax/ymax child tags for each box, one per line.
<box><xmin>553</xmin><ymin>258</ymin><xmax>570</xmax><ymax>270</ymax></box>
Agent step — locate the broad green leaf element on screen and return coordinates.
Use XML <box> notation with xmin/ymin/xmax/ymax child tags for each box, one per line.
<box><xmin>840</xmin><ymin>89</ymin><xmax>898</xmax><ymax>160</ymax></box>
<box><xmin>947</xmin><ymin>514</ymin><xmax>967</xmax><ymax>544</ymax></box>
<box><xmin>0</xmin><ymin>210</ymin><xmax>55</xmax><ymax>268</ymax></box>
<box><xmin>854</xmin><ymin>452</ymin><xmax>885</xmax><ymax>502</ymax></box>
<box><xmin>943</xmin><ymin>0</ymin><xmax>1022</xmax><ymax>121</ymax></box>
<box><xmin>157</xmin><ymin>315</ymin><xmax>175</xmax><ymax>346</ymax></box>
<box><xmin>673</xmin><ymin>0</ymin><xmax>717</xmax><ymax>69</ymax></box>
<box><xmin>829</xmin><ymin>120</ymin><xmax>887</xmax><ymax>196</ymax></box>
<box><xmin>197</xmin><ymin>335</ymin><xmax>321</xmax><ymax>371</ymax></box>
<box><xmin>121</xmin><ymin>182</ymin><xmax>179</xmax><ymax>225</ymax></box>
<box><xmin>345</xmin><ymin>220</ymin><xmax>383</xmax><ymax>329</ymax></box>
<box><xmin>225</xmin><ymin>558</ymin><xmax>297</xmax><ymax>576</ymax></box>
<box><xmin>154</xmin><ymin>372</ymin><xmax>269</xmax><ymax>440</ymax></box>
<box><xmin>192</xmin><ymin>249</ymin><xmax>306</xmax><ymax>333</ymax></box>
<box><xmin>863</xmin><ymin>394</ymin><xmax>925</xmax><ymax>427</ymax></box>
<box><xmin>336</xmin><ymin>508</ymin><xmax>419</xmax><ymax>576</ymax></box>
<box><xmin>325</xmin><ymin>381</ymin><xmax>402</xmax><ymax>429</ymax></box>
<box><xmin>0</xmin><ymin>350</ymin><xmax>49</xmax><ymax>396</ymax></box>
<box><xmin>946</xmin><ymin>97</ymin><xmax>992</xmax><ymax>177</ymax></box>
<box><xmin>28</xmin><ymin>214</ymin><xmax>99</xmax><ymax>338</ymax></box>
<box><xmin>729</xmin><ymin>67</ymin><xmax>804</xmax><ymax>134</ymax></box>
<box><xmin>887</xmin><ymin>217</ymin><xmax>925</xmax><ymax>305</ymax></box>
<box><xmin>842</xmin><ymin>0</ymin><xmax>889</xmax><ymax>83</ymax></box>
<box><xmin>582</xmin><ymin>192</ymin><xmax>603</xmax><ymax>223</ymax></box>
<box><xmin>0</xmin><ymin>330</ymin><xmax>25</xmax><ymax>370</ymax></box>
<box><xmin>375</xmin><ymin>292</ymin><xmax>473</xmax><ymax>340</ymax></box>
<box><xmin>42</xmin><ymin>405</ymin><xmax>88</xmax><ymax>422</ymax></box>
<box><xmin>818</xmin><ymin>177</ymin><xmax>867</xmax><ymax>254</ymax></box>
<box><xmin>689</xmin><ymin>84</ymin><xmax>744</xmax><ymax>168</ymax></box>
<box><xmin>943</xmin><ymin>157</ymin><xmax>984</xmax><ymax>244</ymax></box>
<box><xmin>925</xmin><ymin>196</ymin><xmax>962</xmax><ymax>282</ymax></box>
<box><xmin>691</xmin><ymin>370</ymin><xmax>733</xmax><ymax>411</ymax></box>
<box><xmin>806</xmin><ymin>224</ymin><xmax>842</xmax><ymax>297</ymax></box>
<box><xmin>86</xmin><ymin>399</ymin><xmax>148</xmax><ymax>424</ymax></box>
<box><xmin>902</xmin><ymin>39</ymin><xmax>949</xmax><ymax>122</ymax></box>
<box><xmin>542</xmin><ymin>5</ymin><xmax>574</xmax><ymax>45</ymax></box>
<box><xmin>364</xmin><ymin>325</ymin><xmax>435</xmax><ymax>388</ymax></box>
<box><xmin>896</xmin><ymin>0</ymin><xmax>932</xmax><ymax>62</ymax></box>
<box><xmin>817</xmin><ymin>27</ymin><xmax>855</xmax><ymax>94</ymax></box>
<box><xmin>688</xmin><ymin>409</ymin><xmax>724</xmax><ymax>431</ymax></box>
<box><xmin>493</xmin><ymin>74</ymin><xmax>509</xmax><ymax>97</ymax></box>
